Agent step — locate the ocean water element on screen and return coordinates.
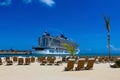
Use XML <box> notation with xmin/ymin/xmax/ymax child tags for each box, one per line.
<box><xmin>0</xmin><ymin>53</ymin><xmax>120</xmax><ymax>57</ymax></box>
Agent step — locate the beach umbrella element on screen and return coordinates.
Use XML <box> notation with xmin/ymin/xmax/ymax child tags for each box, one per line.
<box><xmin>103</xmin><ymin>15</ymin><xmax>111</xmax><ymax>60</ymax></box>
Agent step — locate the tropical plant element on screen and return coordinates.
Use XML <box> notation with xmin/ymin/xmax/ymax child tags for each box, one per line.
<box><xmin>103</xmin><ymin>15</ymin><xmax>111</xmax><ymax>60</ymax></box>
<box><xmin>115</xmin><ymin>60</ymin><xmax>120</xmax><ymax>67</ymax></box>
<box><xmin>104</xmin><ymin>16</ymin><xmax>110</xmax><ymax>32</ymax></box>
<box><xmin>62</xmin><ymin>43</ymin><xmax>75</xmax><ymax>58</ymax></box>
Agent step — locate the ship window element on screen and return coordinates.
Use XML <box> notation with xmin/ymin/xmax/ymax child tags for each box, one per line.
<box><xmin>56</xmin><ymin>50</ymin><xmax>59</xmax><ymax>53</ymax></box>
<box><xmin>49</xmin><ymin>50</ymin><xmax>54</xmax><ymax>53</ymax></box>
<box><xmin>35</xmin><ymin>48</ymin><xmax>44</xmax><ymax>50</ymax></box>
<box><xmin>64</xmin><ymin>50</ymin><xmax>68</xmax><ymax>53</ymax></box>
<box><xmin>51</xmin><ymin>39</ymin><xmax>60</xmax><ymax>47</ymax></box>
<box><xmin>59</xmin><ymin>50</ymin><xmax>63</xmax><ymax>53</ymax></box>
<box><xmin>41</xmin><ymin>37</ymin><xmax>49</xmax><ymax>46</ymax></box>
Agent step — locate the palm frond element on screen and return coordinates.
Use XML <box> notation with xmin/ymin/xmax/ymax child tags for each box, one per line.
<box><xmin>62</xmin><ymin>43</ymin><xmax>75</xmax><ymax>57</ymax></box>
<box><xmin>103</xmin><ymin>15</ymin><xmax>110</xmax><ymax>32</ymax></box>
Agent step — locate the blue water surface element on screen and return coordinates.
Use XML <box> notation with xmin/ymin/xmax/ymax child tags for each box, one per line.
<box><xmin>0</xmin><ymin>53</ymin><xmax>120</xmax><ymax>57</ymax></box>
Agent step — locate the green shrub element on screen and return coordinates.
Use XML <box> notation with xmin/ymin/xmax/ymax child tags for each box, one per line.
<box><xmin>115</xmin><ymin>60</ymin><xmax>120</xmax><ymax>67</ymax></box>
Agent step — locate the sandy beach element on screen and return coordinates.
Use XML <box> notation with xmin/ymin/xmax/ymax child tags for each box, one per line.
<box><xmin>0</xmin><ymin>57</ymin><xmax>120</xmax><ymax>80</ymax></box>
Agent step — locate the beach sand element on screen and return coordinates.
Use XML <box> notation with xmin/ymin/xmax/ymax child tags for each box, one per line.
<box><xmin>0</xmin><ymin>58</ymin><xmax>120</xmax><ymax>80</ymax></box>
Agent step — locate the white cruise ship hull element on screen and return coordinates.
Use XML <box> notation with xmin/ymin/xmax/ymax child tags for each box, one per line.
<box><xmin>32</xmin><ymin>49</ymin><xmax>80</xmax><ymax>54</ymax></box>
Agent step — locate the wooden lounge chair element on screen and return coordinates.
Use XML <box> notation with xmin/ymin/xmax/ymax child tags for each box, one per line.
<box><xmin>47</xmin><ymin>57</ymin><xmax>52</xmax><ymax>61</ymax></box>
<box><xmin>110</xmin><ymin>57</ymin><xmax>117</xmax><ymax>62</ymax></box>
<box><xmin>85</xmin><ymin>58</ymin><xmax>95</xmax><ymax>70</ymax></box>
<box><xmin>54</xmin><ymin>61</ymin><xmax>62</xmax><ymax>65</ymax></box>
<box><xmin>66</xmin><ymin>57</ymin><xmax>70</xmax><ymax>62</ymax></box>
<box><xmin>104</xmin><ymin>57</ymin><xmax>109</xmax><ymax>62</ymax></box>
<box><xmin>0</xmin><ymin>58</ymin><xmax>3</xmax><ymax>65</ymax></box>
<box><xmin>98</xmin><ymin>57</ymin><xmax>105</xmax><ymax>63</ymax></box>
<box><xmin>6</xmin><ymin>60</ymin><xmax>13</xmax><ymax>65</ymax></box>
<box><xmin>40</xmin><ymin>60</ymin><xmax>47</xmax><ymax>65</ymax></box>
<box><xmin>75</xmin><ymin>58</ymin><xmax>85</xmax><ymax>70</ymax></box>
<box><xmin>62</xmin><ymin>57</ymin><xmax>66</xmax><ymax>62</ymax></box>
<box><xmin>13</xmin><ymin>56</ymin><xmax>17</xmax><ymax>62</ymax></box>
<box><xmin>18</xmin><ymin>58</ymin><xmax>24</xmax><ymax>65</ymax></box>
<box><xmin>85</xmin><ymin>57</ymin><xmax>89</xmax><ymax>62</ymax></box>
<box><xmin>64</xmin><ymin>59</ymin><xmax>75</xmax><ymax>71</ymax></box>
<box><xmin>53</xmin><ymin>57</ymin><xmax>56</xmax><ymax>60</ymax></box>
<box><xmin>38</xmin><ymin>57</ymin><xmax>46</xmax><ymax>62</ymax></box>
<box><xmin>75</xmin><ymin>56</ymin><xmax>79</xmax><ymax>61</ymax></box>
<box><xmin>5</xmin><ymin>56</ymin><xmax>10</xmax><ymax>62</ymax></box>
<box><xmin>47</xmin><ymin>58</ymin><xmax>55</xmax><ymax>65</ymax></box>
<box><xmin>24</xmin><ymin>58</ymin><xmax>31</xmax><ymax>65</ymax></box>
<box><xmin>31</xmin><ymin>57</ymin><xmax>35</xmax><ymax>62</ymax></box>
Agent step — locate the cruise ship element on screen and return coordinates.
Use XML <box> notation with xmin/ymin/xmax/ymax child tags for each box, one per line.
<box><xmin>32</xmin><ymin>32</ymin><xmax>80</xmax><ymax>54</ymax></box>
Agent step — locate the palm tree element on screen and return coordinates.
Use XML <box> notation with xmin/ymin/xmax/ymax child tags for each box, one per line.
<box><xmin>62</xmin><ymin>43</ymin><xmax>75</xmax><ymax>58</ymax></box>
<box><xmin>103</xmin><ymin>15</ymin><xmax>111</xmax><ymax>60</ymax></box>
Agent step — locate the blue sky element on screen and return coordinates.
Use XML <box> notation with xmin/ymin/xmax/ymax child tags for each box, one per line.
<box><xmin>0</xmin><ymin>0</ymin><xmax>120</xmax><ymax>53</ymax></box>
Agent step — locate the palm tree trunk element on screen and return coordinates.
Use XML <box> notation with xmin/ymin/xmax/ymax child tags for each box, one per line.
<box><xmin>108</xmin><ymin>33</ymin><xmax>110</xmax><ymax>60</ymax></box>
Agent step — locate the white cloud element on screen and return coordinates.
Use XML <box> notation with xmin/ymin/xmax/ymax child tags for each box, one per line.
<box><xmin>110</xmin><ymin>45</ymin><xmax>120</xmax><ymax>51</ymax></box>
<box><xmin>23</xmin><ymin>0</ymin><xmax>32</xmax><ymax>4</ymax></box>
<box><xmin>39</xmin><ymin>0</ymin><xmax>55</xmax><ymax>7</ymax></box>
<box><xmin>0</xmin><ymin>0</ymin><xmax>11</xmax><ymax>6</ymax></box>
<box><xmin>0</xmin><ymin>0</ymin><xmax>56</xmax><ymax>7</ymax></box>
<box><xmin>106</xmin><ymin>45</ymin><xmax>120</xmax><ymax>51</ymax></box>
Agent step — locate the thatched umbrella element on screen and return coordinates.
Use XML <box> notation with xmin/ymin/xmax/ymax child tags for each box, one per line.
<box><xmin>103</xmin><ymin>15</ymin><xmax>111</xmax><ymax>60</ymax></box>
